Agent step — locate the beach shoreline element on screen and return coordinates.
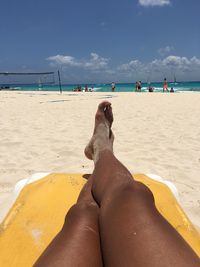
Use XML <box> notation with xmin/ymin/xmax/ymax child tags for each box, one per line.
<box><xmin>0</xmin><ymin>91</ymin><xmax>200</xmax><ymax>229</ymax></box>
<box><xmin>1</xmin><ymin>80</ymin><xmax>200</xmax><ymax>93</ymax></box>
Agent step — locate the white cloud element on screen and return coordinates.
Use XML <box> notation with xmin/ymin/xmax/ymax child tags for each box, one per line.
<box><xmin>47</xmin><ymin>53</ymin><xmax>109</xmax><ymax>71</ymax></box>
<box><xmin>190</xmin><ymin>56</ymin><xmax>200</xmax><ymax>65</ymax></box>
<box><xmin>162</xmin><ymin>56</ymin><xmax>190</xmax><ymax>68</ymax></box>
<box><xmin>117</xmin><ymin>55</ymin><xmax>200</xmax><ymax>80</ymax></box>
<box><xmin>47</xmin><ymin>55</ymin><xmax>81</xmax><ymax>67</ymax></box>
<box><xmin>119</xmin><ymin>60</ymin><xmax>142</xmax><ymax>71</ymax></box>
<box><xmin>139</xmin><ymin>0</ymin><xmax>171</xmax><ymax>7</ymax></box>
<box><xmin>84</xmin><ymin>53</ymin><xmax>109</xmax><ymax>70</ymax></box>
<box><xmin>46</xmin><ymin>53</ymin><xmax>200</xmax><ymax>82</ymax></box>
<box><xmin>158</xmin><ymin>46</ymin><xmax>174</xmax><ymax>56</ymax></box>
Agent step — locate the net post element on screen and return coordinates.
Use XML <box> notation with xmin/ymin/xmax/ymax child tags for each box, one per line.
<box><xmin>58</xmin><ymin>70</ymin><xmax>62</xmax><ymax>94</ymax></box>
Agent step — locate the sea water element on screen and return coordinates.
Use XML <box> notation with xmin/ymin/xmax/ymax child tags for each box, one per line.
<box><xmin>1</xmin><ymin>81</ymin><xmax>200</xmax><ymax>93</ymax></box>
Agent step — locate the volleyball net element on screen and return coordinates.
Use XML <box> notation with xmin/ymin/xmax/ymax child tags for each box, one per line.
<box><xmin>0</xmin><ymin>72</ymin><xmax>56</xmax><ymax>90</ymax></box>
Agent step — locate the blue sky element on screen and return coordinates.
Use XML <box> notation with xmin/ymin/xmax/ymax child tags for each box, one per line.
<box><xmin>0</xmin><ymin>0</ymin><xmax>200</xmax><ymax>83</ymax></box>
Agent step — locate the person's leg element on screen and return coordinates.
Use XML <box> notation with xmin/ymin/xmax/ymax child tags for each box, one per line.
<box><xmin>34</xmin><ymin>178</ymin><xmax>103</xmax><ymax>267</ymax></box>
<box><xmin>85</xmin><ymin>101</ymin><xmax>200</xmax><ymax>267</ymax></box>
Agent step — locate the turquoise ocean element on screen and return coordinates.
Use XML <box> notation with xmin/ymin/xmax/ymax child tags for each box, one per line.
<box><xmin>2</xmin><ymin>81</ymin><xmax>200</xmax><ymax>93</ymax></box>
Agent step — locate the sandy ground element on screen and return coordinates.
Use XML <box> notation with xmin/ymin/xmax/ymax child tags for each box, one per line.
<box><xmin>0</xmin><ymin>91</ymin><xmax>200</xmax><ymax>229</ymax></box>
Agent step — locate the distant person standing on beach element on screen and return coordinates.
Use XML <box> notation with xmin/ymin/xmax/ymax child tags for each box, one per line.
<box><xmin>111</xmin><ymin>82</ymin><xmax>116</xmax><ymax>92</ymax></box>
<box><xmin>163</xmin><ymin>78</ymin><xmax>168</xmax><ymax>92</ymax></box>
<box><xmin>85</xmin><ymin>85</ymin><xmax>88</xmax><ymax>92</ymax></box>
<box><xmin>135</xmin><ymin>81</ymin><xmax>138</xmax><ymax>92</ymax></box>
<box><xmin>138</xmin><ymin>81</ymin><xmax>142</xmax><ymax>92</ymax></box>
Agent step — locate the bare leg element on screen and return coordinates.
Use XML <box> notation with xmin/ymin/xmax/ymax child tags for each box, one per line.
<box><xmin>34</xmin><ymin>178</ymin><xmax>103</xmax><ymax>267</ymax></box>
<box><xmin>85</xmin><ymin>102</ymin><xmax>200</xmax><ymax>267</ymax></box>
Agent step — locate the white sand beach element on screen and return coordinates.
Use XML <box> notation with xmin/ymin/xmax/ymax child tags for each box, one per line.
<box><xmin>0</xmin><ymin>91</ymin><xmax>200</xmax><ymax>229</ymax></box>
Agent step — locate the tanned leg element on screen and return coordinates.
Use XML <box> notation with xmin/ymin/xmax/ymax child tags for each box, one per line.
<box><xmin>85</xmin><ymin>101</ymin><xmax>200</xmax><ymax>267</ymax></box>
<box><xmin>34</xmin><ymin>177</ymin><xmax>103</xmax><ymax>267</ymax></box>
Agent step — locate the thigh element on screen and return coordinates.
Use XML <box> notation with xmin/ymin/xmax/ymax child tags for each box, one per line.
<box><xmin>99</xmin><ymin>182</ymin><xmax>200</xmax><ymax>267</ymax></box>
<box><xmin>34</xmin><ymin>196</ymin><xmax>103</xmax><ymax>267</ymax></box>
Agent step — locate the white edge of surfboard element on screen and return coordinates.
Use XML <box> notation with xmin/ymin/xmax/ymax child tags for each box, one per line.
<box><xmin>1</xmin><ymin>173</ymin><xmax>179</xmax><ymax>223</ymax></box>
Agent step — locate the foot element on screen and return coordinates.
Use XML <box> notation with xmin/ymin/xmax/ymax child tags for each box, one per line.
<box><xmin>84</xmin><ymin>101</ymin><xmax>114</xmax><ymax>163</ymax></box>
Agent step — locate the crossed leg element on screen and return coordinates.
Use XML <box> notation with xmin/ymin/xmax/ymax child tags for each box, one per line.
<box><xmin>35</xmin><ymin>101</ymin><xmax>199</xmax><ymax>267</ymax></box>
<box><xmin>34</xmin><ymin>177</ymin><xmax>103</xmax><ymax>267</ymax></box>
<box><xmin>90</xmin><ymin>151</ymin><xmax>199</xmax><ymax>267</ymax></box>
<box><xmin>85</xmin><ymin>101</ymin><xmax>199</xmax><ymax>267</ymax></box>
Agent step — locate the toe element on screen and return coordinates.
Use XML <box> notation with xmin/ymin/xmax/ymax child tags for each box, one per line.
<box><xmin>98</xmin><ymin>101</ymin><xmax>111</xmax><ymax>112</ymax></box>
<box><xmin>105</xmin><ymin>104</ymin><xmax>113</xmax><ymax>127</ymax></box>
<box><xmin>95</xmin><ymin>102</ymin><xmax>111</xmax><ymax>123</ymax></box>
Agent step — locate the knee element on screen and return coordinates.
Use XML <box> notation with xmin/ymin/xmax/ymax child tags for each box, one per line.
<box><xmin>63</xmin><ymin>202</ymin><xmax>99</xmax><ymax>228</ymax></box>
<box><xmin>67</xmin><ymin>201</ymin><xmax>99</xmax><ymax>219</ymax></box>
<box><xmin>134</xmin><ymin>181</ymin><xmax>155</xmax><ymax>203</ymax></box>
<box><xmin>128</xmin><ymin>182</ymin><xmax>155</xmax><ymax>211</ymax></box>
<box><xmin>108</xmin><ymin>180</ymin><xmax>155</xmax><ymax>206</ymax></box>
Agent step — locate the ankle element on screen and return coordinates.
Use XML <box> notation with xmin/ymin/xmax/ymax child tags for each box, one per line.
<box><xmin>94</xmin><ymin>148</ymin><xmax>113</xmax><ymax>164</ymax></box>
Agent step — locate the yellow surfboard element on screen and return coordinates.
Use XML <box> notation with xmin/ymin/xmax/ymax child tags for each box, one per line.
<box><xmin>0</xmin><ymin>173</ymin><xmax>199</xmax><ymax>267</ymax></box>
